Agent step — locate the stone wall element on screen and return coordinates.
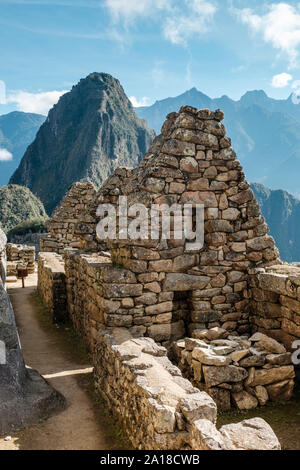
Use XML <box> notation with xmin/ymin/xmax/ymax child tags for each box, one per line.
<box><xmin>38</xmin><ymin>253</ymin><xmax>68</xmax><ymax>323</ymax></box>
<box><xmin>173</xmin><ymin>329</ymin><xmax>294</xmax><ymax>411</ymax></box>
<box><xmin>6</xmin><ymin>243</ymin><xmax>35</xmax><ymax>275</ymax></box>
<box><xmin>92</xmin><ymin>327</ymin><xmax>280</xmax><ymax>450</ymax></box>
<box><xmin>0</xmin><ymin>229</ymin><xmax>65</xmax><ymax>434</ymax></box>
<box><xmin>64</xmin><ymin>249</ymin><xmax>187</xmax><ymax>351</ymax></box>
<box><xmin>8</xmin><ymin>231</ymin><xmax>47</xmax><ymax>259</ymax></box>
<box><xmin>41</xmin><ymin>106</ymin><xmax>282</xmax><ymax>344</ymax></box>
<box><xmin>249</xmin><ymin>265</ymin><xmax>300</xmax><ymax>351</ymax></box>
<box><xmin>40</xmin><ymin>182</ymin><xmax>99</xmax><ymax>254</ymax></box>
<box><xmin>88</xmin><ymin>106</ymin><xmax>280</xmax><ymax>342</ymax></box>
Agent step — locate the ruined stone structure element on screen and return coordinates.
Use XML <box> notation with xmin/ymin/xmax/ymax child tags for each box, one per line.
<box><xmin>6</xmin><ymin>243</ymin><xmax>35</xmax><ymax>277</ymax></box>
<box><xmin>61</xmin><ymin>106</ymin><xmax>280</xmax><ymax>345</ymax></box>
<box><xmin>174</xmin><ymin>330</ymin><xmax>294</xmax><ymax>411</ymax></box>
<box><xmin>93</xmin><ymin>328</ymin><xmax>280</xmax><ymax>450</ymax></box>
<box><xmin>40</xmin><ymin>182</ymin><xmax>98</xmax><ymax>254</ymax></box>
<box><xmin>37</xmin><ymin>106</ymin><xmax>298</xmax><ymax>449</ymax></box>
<box><xmin>38</xmin><ymin>253</ymin><xmax>67</xmax><ymax>323</ymax></box>
<box><xmin>0</xmin><ymin>229</ymin><xmax>65</xmax><ymax>434</ymax></box>
<box><xmin>249</xmin><ymin>265</ymin><xmax>300</xmax><ymax>350</ymax></box>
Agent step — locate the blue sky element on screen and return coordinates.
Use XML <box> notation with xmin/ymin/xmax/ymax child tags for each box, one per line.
<box><xmin>1</xmin><ymin>0</ymin><xmax>300</xmax><ymax>115</ymax></box>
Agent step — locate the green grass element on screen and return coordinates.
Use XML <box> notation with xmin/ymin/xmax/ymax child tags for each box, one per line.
<box><xmin>217</xmin><ymin>382</ymin><xmax>300</xmax><ymax>450</ymax></box>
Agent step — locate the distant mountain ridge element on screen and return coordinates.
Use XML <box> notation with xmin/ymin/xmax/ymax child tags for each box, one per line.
<box><xmin>0</xmin><ymin>111</ymin><xmax>45</xmax><ymax>187</ymax></box>
<box><xmin>251</xmin><ymin>183</ymin><xmax>300</xmax><ymax>262</ymax></box>
<box><xmin>10</xmin><ymin>73</ymin><xmax>155</xmax><ymax>214</ymax></box>
<box><xmin>136</xmin><ymin>88</ymin><xmax>300</xmax><ymax>197</ymax></box>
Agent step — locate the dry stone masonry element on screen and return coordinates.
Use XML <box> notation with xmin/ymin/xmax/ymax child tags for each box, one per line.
<box><xmin>250</xmin><ymin>264</ymin><xmax>300</xmax><ymax>350</ymax></box>
<box><xmin>38</xmin><ymin>253</ymin><xmax>68</xmax><ymax>323</ymax></box>
<box><xmin>0</xmin><ymin>229</ymin><xmax>65</xmax><ymax>434</ymax></box>
<box><xmin>40</xmin><ymin>182</ymin><xmax>98</xmax><ymax>254</ymax></box>
<box><xmin>36</xmin><ymin>106</ymin><xmax>298</xmax><ymax>450</ymax></box>
<box><xmin>173</xmin><ymin>328</ymin><xmax>294</xmax><ymax>411</ymax></box>
<box><xmin>93</xmin><ymin>327</ymin><xmax>280</xmax><ymax>450</ymax></box>
<box><xmin>6</xmin><ymin>243</ymin><xmax>35</xmax><ymax>277</ymax></box>
<box><xmin>74</xmin><ymin>106</ymin><xmax>280</xmax><ymax>343</ymax></box>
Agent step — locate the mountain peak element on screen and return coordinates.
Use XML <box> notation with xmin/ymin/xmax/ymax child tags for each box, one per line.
<box><xmin>10</xmin><ymin>73</ymin><xmax>155</xmax><ymax>214</ymax></box>
<box><xmin>239</xmin><ymin>90</ymin><xmax>269</xmax><ymax>106</ymax></box>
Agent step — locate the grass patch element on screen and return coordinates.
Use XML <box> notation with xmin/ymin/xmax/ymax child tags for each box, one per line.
<box><xmin>7</xmin><ymin>217</ymin><xmax>48</xmax><ymax>238</ymax></box>
<box><xmin>217</xmin><ymin>382</ymin><xmax>300</xmax><ymax>450</ymax></box>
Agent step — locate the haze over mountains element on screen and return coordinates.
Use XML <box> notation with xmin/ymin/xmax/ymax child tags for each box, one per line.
<box><xmin>251</xmin><ymin>183</ymin><xmax>300</xmax><ymax>263</ymax></box>
<box><xmin>10</xmin><ymin>73</ymin><xmax>155</xmax><ymax>214</ymax></box>
<box><xmin>0</xmin><ymin>112</ymin><xmax>45</xmax><ymax>187</ymax></box>
<box><xmin>136</xmin><ymin>88</ymin><xmax>300</xmax><ymax>197</ymax></box>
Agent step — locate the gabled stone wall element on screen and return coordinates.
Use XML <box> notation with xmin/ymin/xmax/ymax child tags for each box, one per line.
<box><xmin>87</xmin><ymin>106</ymin><xmax>280</xmax><ymax>341</ymax></box>
<box><xmin>40</xmin><ymin>182</ymin><xmax>98</xmax><ymax>254</ymax></box>
<box><xmin>42</xmin><ymin>106</ymin><xmax>281</xmax><ymax>343</ymax></box>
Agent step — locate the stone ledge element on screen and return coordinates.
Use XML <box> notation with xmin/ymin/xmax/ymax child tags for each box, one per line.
<box><xmin>92</xmin><ymin>327</ymin><xmax>281</xmax><ymax>450</ymax></box>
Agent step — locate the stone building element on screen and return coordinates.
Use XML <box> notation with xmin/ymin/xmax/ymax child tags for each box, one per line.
<box><xmin>47</xmin><ymin>106</ymin><xmax>279</xmax><ymax>345</ymax></box>
<box><xmin>37</xmin><ymin>107</ymin><xmax>300</xmax><ymax>447</ymax></box>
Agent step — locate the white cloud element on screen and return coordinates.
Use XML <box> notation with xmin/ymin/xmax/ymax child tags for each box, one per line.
<box><xmin>6</xmin><ymin>90</ymin><xmax>68</xmax><ymax>115</ymax></box>
<box><xmin>105</xmin><ymin>0</ymin><xmax>216</xmax><ymax>45</ymax></box>
<box><xmin>163</xmin><ymin>0</ymin><xmax>217</xmax><ymax>45</ymax></box>
<box><xmin>104</xmin><ymin>0</ymin><xmax>170</xmax><ymax>23</ymax></box>
<box><xmin>0</xmin><ymin>148</ymin><xmax>13</xmax><ymax>162</ymax></box>
<box><xmin>235</xmin><ymin>3</ymin><xmax>300</xmax><ymax>68</ymax></box>
<box><xmin>129</xmin><ymin>96</ymin><xmax>150</xmax><ymax>107</ymax></box>
<box><xmin>271</xmin><ymin>72</ymin><xmax>293</xmax><ymax>88</ymax></box>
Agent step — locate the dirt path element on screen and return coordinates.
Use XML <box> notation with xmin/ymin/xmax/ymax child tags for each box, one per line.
<box><xmin>0</xmin><ymin>274</ymin><xmax>128</xmax><ymax>450</ymax></box>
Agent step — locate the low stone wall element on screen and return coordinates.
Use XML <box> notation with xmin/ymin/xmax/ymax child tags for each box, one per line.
<box><xmin>249</xmin><ymin>265</ymin><xmax>300</xmax><ymax>350</ymax></box>
<box><xmin>37</xmin><ymin>253</ymin><xmax>68</xmax><ymax>323</ymax></box>
<box><xmin>0</xmin><ymin>229</ymin><xmax>65</xmax><ymax>434</ymax></box>
<box><xmin>173</xmin><ymin>328</ymin><xmax>294</xmax><ymax>411</ymax></box>
<box><xmin>93</xmin><ymin>328</ymin><xmax>281</xmax><ymax>450</ymax></box>
<box><xmin>6</xmin><ymin>243</ymin><xmax>35</xmax><ymax>274</ymax></box>
<box><xmin>64</xmin><ymin>249</ymin><xmax>186</xmax><ymax>351</ymax></box>
<box><xmin>8</xmin><ymin>232</ymin><xmax>46</xmax><ymax>259</ymax></box>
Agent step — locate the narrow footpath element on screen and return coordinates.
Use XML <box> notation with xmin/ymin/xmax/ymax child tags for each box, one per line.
<box><xmin>0</xmin><ymin>273</ymin><xmax>128</xmax><ymax>450</ymax></box>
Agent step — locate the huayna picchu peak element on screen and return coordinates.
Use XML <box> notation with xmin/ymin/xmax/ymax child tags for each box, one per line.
<box><xmin>10</xmin><ymin>73</ymin><xmax>155</xmax><ymax>214</ymax></box>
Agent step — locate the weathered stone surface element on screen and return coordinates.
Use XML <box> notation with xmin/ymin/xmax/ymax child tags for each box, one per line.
<box><xmin>266</xmin><ymin>379</ymin><xmax>294</xmax><ymax>402</ymax></box>
<box><xmin>191</xmin><ymin>419</ymin><xmax>235</xmax><ymax>450</ymax></box>
<box><xmin>232</xmin><ymin>391</ymin><xmax>258</xmax><ymax>410</ymax></box>
<box><xmin>202</xmin><ymin>365</ymin><xmax>248</xmax><ymax>387</ymax></box>
<box><xmin>164</xmin><ymin>273</ymin><xmax>210</xmax><ymax>291</ymax></box>
<box><xmin>192</xmin><ymin>347</ymin><xmax>232</xmax><ymax>366</ymax></box>
<box><xmin>249</xmin><ymin>332</ymin><xmax>286</xmax><ymax>354</ymax></box>
<box><xmin>266</xmin><ymin>353</ymin><xmax>291</xmax><ymax>365</ymax></box>
<box><xmin>179</xmin><ymin>392</ymin><xmax>217</xmax><ymax>424</ymax></box>
<box><xmin>219</xmin><ymin>418</ymin><xmax>281</xmax><ymax>450</ymax></box>
<box><xmin>255</xmin><ymin>385</ymin><xmax>269</xmax><ymax>406</ymax></box>
<box><xmin>247</xmin><ymin>366</ymin><xmax>295</xmax><ymax>387</ymax></box>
